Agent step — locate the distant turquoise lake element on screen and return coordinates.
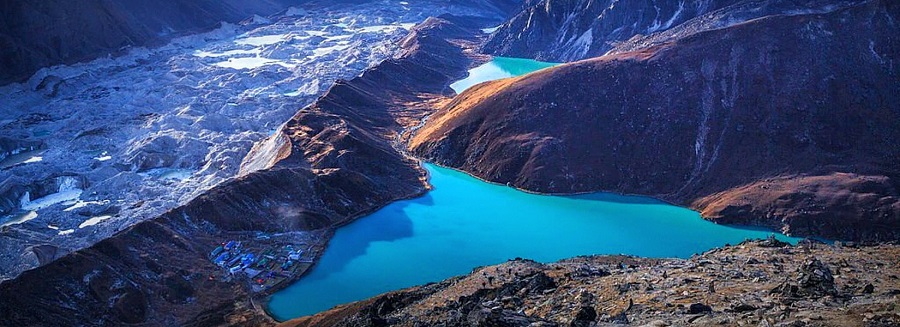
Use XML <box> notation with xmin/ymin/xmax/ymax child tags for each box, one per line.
<box><xmin>267</xmin><ymin>163</ymin><xmax>800</xmax><ymax>320</ymax></box>
<box><xmin>449</xmin><ymin>56</ymin><xmax>559</xmax><ymax>93</ymax></box>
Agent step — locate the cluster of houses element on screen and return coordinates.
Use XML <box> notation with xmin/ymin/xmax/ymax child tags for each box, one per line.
<box><xmin>209</xmin><ymin>240</ymin><xmax>306</xmax><ymax>288</ymax></box>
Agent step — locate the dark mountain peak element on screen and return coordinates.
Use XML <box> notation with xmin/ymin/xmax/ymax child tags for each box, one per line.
<box><xmin>481</xmin><ymin>0</ymin><xmax>872</xmax><ymax>62</ymax></box>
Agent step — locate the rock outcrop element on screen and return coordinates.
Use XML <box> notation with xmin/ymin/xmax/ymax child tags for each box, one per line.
<box><xmin>282</xmin><ymin>241</ymin><xmax>900</xmax><ymax>326</ymax></box>
<box><xmin>411</xmin><ymin>0</ymin><xmax>900</xmax><ymax>241</ymax></box>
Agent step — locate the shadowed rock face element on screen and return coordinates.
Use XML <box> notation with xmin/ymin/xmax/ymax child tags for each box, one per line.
<box><xmin>0</xmin><ymin>0</ymin><xmax>303</xmax><ymax>85</ymax></box>
<box><xmin>411</xmin><ymin>0</ymin><xmax>900</xmax><ymax>241</ymax></box>
<box><xmin>0</xmin><ymin>12</ymin><xmax>500</xmax><ymax>326</ymax></box>
<box><xmin>481</xmin><ymin>0</ymin><xmax>867</xmax><ymax>62</ymax></box>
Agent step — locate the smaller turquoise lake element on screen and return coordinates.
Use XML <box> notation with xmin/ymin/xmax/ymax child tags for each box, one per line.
<box><xmin>449</xmin><ymin>57</ymin><xmax>559</xmax><ymax>93</ymax></box>
<box><xmin>268</xmin><ymin>164</ymin><xmax>800</xmax><ymax>320</ymax></box>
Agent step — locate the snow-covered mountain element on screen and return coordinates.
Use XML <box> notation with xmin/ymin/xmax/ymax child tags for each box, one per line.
<box><xmin>481</xmin><ymin>0</ymin><xmax>866</xmax><ymax>62</ymax></box>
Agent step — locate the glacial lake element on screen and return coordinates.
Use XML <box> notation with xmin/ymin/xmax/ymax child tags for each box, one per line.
<box><xmin>449</xmin><ymin>57</ymin><xmax>559</xmax><ymax>93</ymax></box>
<box><xmin>267</xmin><ymin>163</ymin><xmax>800</xmax><ymax>320</ymax></box>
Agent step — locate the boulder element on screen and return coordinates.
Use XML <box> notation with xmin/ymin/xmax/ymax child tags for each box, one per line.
<box><xmin>688</xmin><ymin>303</ymin><xmax>712</xmax><ymax>314</ymax></box>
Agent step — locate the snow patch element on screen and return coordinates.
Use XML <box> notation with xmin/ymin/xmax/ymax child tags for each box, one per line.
<box><xmin>311</xmin><ymin>45</ymin><xmax>352</xmax><ymax>58</ymax></box>
<box><xmin>63</xmin><ymin>199</ymin><xmax>110</xmax><ymax>212</ymax></box>
<box><xmin>79</xmin><ymin>215</ymin><xmax>112</xmax><ymax>229</ymax></box>
<box><xmin>21</xmin><ymin>189</ymin><xmax>83</xmax><ymax>211</ymax></box>
<box><xmin>213</xmin><ymin>57</ymin><xmax>297</xmax><ymax>70</ymax></box>
<box><xmin>140</xmin><ymin>168</ymin><xmax>195</xmax><ymax>181</ymax></box>
<box><xmin>193</xmin><ymin>49</ymin><xmax>260</xmax><ymax>58</ymax></box>
<box><xmin>481</xmin><ymin>26</ymin><xmax>501</xmax><ymax>34</ymax></box>
<box><xmin>325</xmin><ymin>34</ymin><xmax>353</xmax><ymax>42</ymax></box>
<box><xmin>357</xmin><ymin>24</ymin><xmax>408</xmax><ymax>33</ymax></box>
<box><xmin>1</xmin><ymin>211</ymin><xmax>38</xmax><ymax>227</ymax></box>
<box><xmin>235</xmin><ymin>34</ymin><xmax>291</xmax><ymax>46</ymax></box>
<box><xmin>870</xmin><ymin>40</ymin><xmax>885</xmax><ymax>64</ymax></box>
<box><xmin>660</xmin><ymin>1</ymin><xmax>685</xmax><ymax>31</ymax></box>
<box><xmin>0</xmin><ymin>148</ymin><xmax>46</xmax><ymax>169</ymax></box>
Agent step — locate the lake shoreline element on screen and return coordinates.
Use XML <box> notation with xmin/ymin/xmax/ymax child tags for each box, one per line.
<box><xmin>266</xmin><ymin>163</ymin><xmax>800</xmax><ymax>319</ymax></box>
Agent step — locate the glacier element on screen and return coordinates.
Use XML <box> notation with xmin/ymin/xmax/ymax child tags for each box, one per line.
<box><xmin>0</xmin><ymin>0</ymin><xmax>506</xmax><ymax>281</ymax></box>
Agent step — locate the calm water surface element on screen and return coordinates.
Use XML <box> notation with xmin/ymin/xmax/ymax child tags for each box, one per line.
<box><xmin>449</xmin><ymin>57</ymin><xmax>559</xmax><ymax>93</ymax></box>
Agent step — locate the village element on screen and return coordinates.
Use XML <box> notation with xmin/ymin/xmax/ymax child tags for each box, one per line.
<box><xmin>207</xmin><ymin>232</ymin><xmax>318</xmax><ymax>293</ymax></box>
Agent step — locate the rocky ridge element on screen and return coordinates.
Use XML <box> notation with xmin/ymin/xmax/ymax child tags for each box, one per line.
<box><xmin>283</xmin><ymin>240</ymin><xmax>900</xmax><ymax>327</ymax></box>
<box><xmin>481</xmin><ymin>0</ymin><xmax>867</xmax><ymax>62</ymax></box>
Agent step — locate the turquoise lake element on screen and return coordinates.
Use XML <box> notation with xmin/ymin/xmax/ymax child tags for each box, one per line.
<box><xmin>449</xmin><ymin>56</ymin><xmax>559</xmax><ymax>93</ymax></box>
<box><xmin>267</xmin><ymin>163</ymin><xmax>800</xmax><ymax>320</ymax></box>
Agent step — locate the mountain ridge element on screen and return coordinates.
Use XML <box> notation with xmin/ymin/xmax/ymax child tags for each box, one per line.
<box><xmin>481</xmin><ymin>0</ymin><xmax>868</xmax><ymax>62</ymax></box>
<box><xmin>411</xmin><ymin>0</ymin><xmax>900</xmax><ymax>241</ymax></box>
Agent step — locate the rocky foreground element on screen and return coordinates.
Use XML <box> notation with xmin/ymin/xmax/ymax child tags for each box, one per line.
<box><xmin>284</xmin><ymin>240</ymin><xmax>900</xmax><ymax>327</ymax></box>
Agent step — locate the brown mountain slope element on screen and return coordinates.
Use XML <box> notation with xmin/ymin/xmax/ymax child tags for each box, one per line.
<box><xmin>411</xmin><ymin>0</ymin><xmax>900</xmax><ymax>241</ymax></box>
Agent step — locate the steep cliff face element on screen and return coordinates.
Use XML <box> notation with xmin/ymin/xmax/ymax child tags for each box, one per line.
<box><xmin>481</xmin><ymin>0</ymin><xmax>866</xmax><ymax>62</ymax></box>
<box><xmin>0</xmin><ymin>0</ymin><xmax>302</xmax><ymax>84</ymax></box>
<box><xmin>0</xmin><ymin>13</ymin><xmax>496</xmax><ymax>326</ymax></box>
<box><xmin>411</xmin><ymin>0</ymin><xmax>900</xmax><ymax>241</ymax></box>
